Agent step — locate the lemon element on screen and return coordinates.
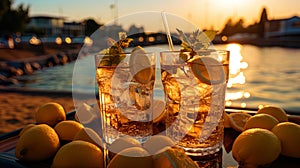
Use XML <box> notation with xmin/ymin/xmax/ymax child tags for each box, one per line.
<box><xmin>189</xmin><ymin>56</ymin><xmax>225</xmax><ymax>85</ymax></box>
<box><xmin>35</xmin><ymin>102</ymin><xmax>66</xmax><ymax>127</ymax></box>
<box><xmin>15</xmin><ymin>124</ymin><xmax>60</xmax><ymax>162</ymax></box>
<box><xmin>232</xmin><ymin>128</ymin><xmax>281</xmax><ymax>167</ymax></box>
<box><xmin>143</xmin><ymin>135</ymin><xmax>175</xmax><ymax>155</ymax></box>
<box><xmin>257</xmin><ymin>105</ymin><xmax>288</xmax><ymax>122</ymax></box>
<box><xmin>228</xmin><ymin>112</ymin><xmax>252</xmax><ymax>132</ymax></box>
<box><xmin>108</xmin><ymin>136</ymin><xmax>142</xmax><ymax>157</ymax></box>
<box><xmin>54</xmin><ymin>120</ymin><xmax>84</xmax><ymax>141</ymax></box>
<box><xmin>272</xmin><ymin>122</ymin><xmax>300</xmax><ymax>158</ymax></box>
<box><xmin>107</xmin><ymin>147</ymin><xmax>153</xmax><ymax>168</ymax></box>
<box><xmin>223</xmin><ymin>112</ymin><xmax>231</xmax><ymax>128</ymax></box>
<box><xmin>73</xmin><ymin>127</ymin><xmax>103</xmax><ymax>148</ymax></box>
<box><xmin>52</xmin><ymin>140</ymin><xmax>103</xmax><ymax>168</ymax></box>
<box><xmin>129</xmin><ymin>46</ymin><xmax>153</xmax><ymax>84</ymax></box>
<box><xmin>153</xmin><ymin>146</ymin><xmax>198</xmax><ymax>168</ymax></box>
<box><xmin>244</xmin><ymin>113</ymin><xmax>279</xmax><ymax>131</ymax></box>
<box><xmin>19</xmin><ymin>124</ymin><xmax>36</xmax><ymax>136</ymax></box>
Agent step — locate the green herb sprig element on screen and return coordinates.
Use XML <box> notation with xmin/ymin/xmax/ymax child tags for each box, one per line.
<box><xmin>99</xmin><ymin>32</ymin><xmax>133</xmax><ymax>66</ymax></box>
<box><xmin>176</xmin><ymin>28</ymin><xmax>217</xmax><ymax>62</ymax></box>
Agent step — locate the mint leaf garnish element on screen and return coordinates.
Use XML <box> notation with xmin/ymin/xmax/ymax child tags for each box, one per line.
<box><xmin>99</xmin><ymin>32</ymin><xmax>133</xmax><ymax>66</ymax></box>
<box><xmin>177</xmin><ymin>29</ymin><xmax>217</xmax><ymax>62</ymax></box>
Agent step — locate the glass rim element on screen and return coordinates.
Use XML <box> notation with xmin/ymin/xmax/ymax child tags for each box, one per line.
<box><xmin>160</xmin><ymin>49</ymin><xmax>229</xmax><ymax>54</ymax></box>
<box><xmin>95</xmin><ymin>52</ymin><xmax>156</xmax><ymax>56</ymax></box>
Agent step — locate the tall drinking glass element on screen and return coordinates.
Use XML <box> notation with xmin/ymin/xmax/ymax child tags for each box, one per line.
<box><xmin>160</xmin><ymin>50</ymin><xmax>230</xmax><ymax>156</ymax></box>
<box><xmin>95</xmin><ymin>52</ymin><xmax>156</xmax><ymax>145</ymax></box>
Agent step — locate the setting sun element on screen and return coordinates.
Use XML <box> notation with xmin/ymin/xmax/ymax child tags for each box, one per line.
<box><xmin>14</xmin><ymin>0</ymin><xmax>300</xmax><ymax>31</ymax></box>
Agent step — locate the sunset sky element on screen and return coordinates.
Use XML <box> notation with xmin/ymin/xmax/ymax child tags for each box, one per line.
<box><xmin>15</xmin><ymin>0</ymin><xmax>300</xmax><ymax>32</ymax></box>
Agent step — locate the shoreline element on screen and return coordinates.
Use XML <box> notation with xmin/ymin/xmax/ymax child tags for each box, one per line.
<box><xmin>0</xmin><ymin>47</ymin><xmax>95</xmax><ymax>135</ymax></box>
<box><xmin>0</xmin><ymin>45</ymin><xmax>82</xmax><ymax>86</ymax></box>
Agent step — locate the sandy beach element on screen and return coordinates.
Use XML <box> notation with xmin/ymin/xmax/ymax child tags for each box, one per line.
<box><xmin>0</xmin><ymin>88</ymin><xmax>98</xmax><ymax>135</ymax></box>
<box><xmin>0</xmin><ymin>89</ymin><xmax>77</xmax><ymax>135</ymax></box>
<box><xmin>0</xmin><ymin>48</ymin><xmax>82</xmax><ymax>135</ymax></box>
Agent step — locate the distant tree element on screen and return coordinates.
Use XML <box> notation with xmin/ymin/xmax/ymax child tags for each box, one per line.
<box><xmin>233</xmin><ymin>18</ymin><xmax>245</xmax><ymax>33</ymax></box>
<box><xmin>220</xmin><ymin>17</ymin><xmax>248</xmax><ymax>36</ymax></box>
<box><xmin>0</xmin><ymin>0</ymin><xmax>11</xmax><ymax>17</ymax></box>
<box><xmin>220</xmin><ymin>18</ymin><xmax>234</xmax><ymax>36</ymax></box>
<box><xmin>128</xmin><ymin>24</ymin><xmax>144</xmax><ymax>35</ymax></box>
<box><xmin>245</xmin><ymin>23</ymin><xmax>259</xmax><ymax>34</ymax></box>
<box><xmin>220</xmin><ymin>7</ymin><xmax>270</xmax><ymax>39</ymax></box>
<box><xmin>0</xmin><ymin>0</ymin><xmax>30</xmax><ymax>35</ymax></box>
<box><xmin>84</xmin><ymin>19</ymin><xmax>102</xmax><ymax>36</ymax></box>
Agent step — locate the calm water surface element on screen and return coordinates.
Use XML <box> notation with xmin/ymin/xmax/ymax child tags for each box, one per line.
<box><xmin>12</xmin><ymin>44</ymin><xmax>300</xmax><ymax>112</ymax></box>
<box><xmin>217</xmin><ymin>44</ymin><xmax>300</xmax><ymax>112</ymax></box>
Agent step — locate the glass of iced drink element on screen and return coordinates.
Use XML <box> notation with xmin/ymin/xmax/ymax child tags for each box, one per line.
<box><xmin>95</xmin><ymin>50</ymin><xmax>156</xmax><ymax>145</ymax></box>
<box><xmin>160</xmin><ymin>50</ymin><xmax>229</xmax><ymax>156</ymax></box>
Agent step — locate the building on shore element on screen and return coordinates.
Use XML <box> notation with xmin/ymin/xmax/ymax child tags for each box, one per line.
<box><xmin>224</xmin><ymin>15</ymin><xmax>300</xmax><ymax>48</ymax></box>
<box><xmin>63</xmin><ymin>21</ymin><xmax>85</xmax><ymax>37</ymax></box>
<box><xmin>26</xmin><ymin>15</ymin><xmax>85</xmax><ymax>37</ymax></box>
<box><xmin>264</xmin><ymin>16</ymin><xmax>300</xmax><ymax>39</ymax></box>
<box><xmin>26</xmin><ymin>16</ymin><xmax>65</xmax><ymax>36</ymax></box>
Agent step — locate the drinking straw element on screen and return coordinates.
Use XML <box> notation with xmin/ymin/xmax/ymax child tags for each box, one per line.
<box><xmin>161</xmin><ymin>11</ymin><xmax>174</xmax><ymax>51</ymax></box>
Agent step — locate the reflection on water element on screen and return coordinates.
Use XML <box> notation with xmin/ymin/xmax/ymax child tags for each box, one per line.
<box><xmin>225</xmin><ymin>43</ymin><xmax>250</xmax><ymax>108</ymax></box>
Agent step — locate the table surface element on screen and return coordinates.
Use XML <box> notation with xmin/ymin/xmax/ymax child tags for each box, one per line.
<box><xmin>0</xmin><ymin>108</ymin><xmax>300</xmax><ymax>168</ymax></box>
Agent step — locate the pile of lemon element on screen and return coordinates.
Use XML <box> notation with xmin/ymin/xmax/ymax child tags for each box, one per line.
<box><xmin>106</xmin><ymin>135</ymin><xmax>198</xmax><ymax>168</ymax></box>
<box><xmin>15</xmin><ymin>102</ymin><xmax>104</xmax><ymax>167</ymax></box>
<box><xmin>224</xmin><ymin>105</ymin><xmax>300</xmax><ymax>167</ymax></box>
<box><xmin>14</xmin><ymin>102</ymin><xmax>198</xmax><ymax>168</ymax></box>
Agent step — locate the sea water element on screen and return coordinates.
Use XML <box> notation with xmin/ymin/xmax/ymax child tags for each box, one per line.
<box><xmin>9</xmin><ymin>44</ymin><xmax>300</xmax><ymax>112</ymax></box>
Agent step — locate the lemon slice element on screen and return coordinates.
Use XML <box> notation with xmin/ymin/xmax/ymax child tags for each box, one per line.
<box><xmin>228</xmin><ymin>112</ymin><xmax>252</xmax><ymax>132</ymax></box>
<box><xmin>152</xmin><ymin>99</ymin><xmax>166</xmax><ymax>123</ymax></box>
<box><xmin>189</xmin><ymin>56</ymin><xmax>225</xmax><ymax>85</ymax></box>
<box><xmin>129</xmin><ymin>46</ymin><xmax>153</xmax><ymax>84</ymax></box>
<box><xmin>224</xmin><ymin>112</ymin><xmax>231</xmax><ymax>128</ymax></box>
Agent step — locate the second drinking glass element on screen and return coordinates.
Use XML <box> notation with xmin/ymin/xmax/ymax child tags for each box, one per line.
<box><xmin>159</xmin><ymin>50</ymin><xmax>230</xmax><ymax>156</ymax></box>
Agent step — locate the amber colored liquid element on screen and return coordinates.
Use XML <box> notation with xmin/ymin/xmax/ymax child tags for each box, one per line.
<box><xmin>163</xmin><ymin>63</ymin><xmax>229</xmax><ymax>156</ymax></box>
<box><xmin>96</xmin><ymin>60</ymin><xmax>229</xmax><ymax>156</ymax></box>
<box><xmin>96</xmin><ymin>66</ymin><xmax>154</xmax><ymax>144</ymax></box>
